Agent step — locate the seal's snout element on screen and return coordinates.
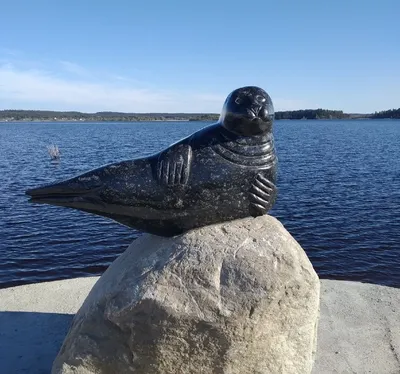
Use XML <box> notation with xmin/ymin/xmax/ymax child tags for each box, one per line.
<box><xmin>258</xmin><ymin>105</ymin><xmax>271</xmax><ymax>121</ymax></box>
<box><xmin>247</xmin><ymin>108</ymin><xmax>257</xmax><ymax>118</ymax></box>
<box><xmin>250</xmin><ymin>94</ymin><xmax>271</xmax><ymax>120</ymax></box>
<box><xmin>249</xmin><ymin>100</ymin><xmax>269</xmax><ymax>119</ymax></box>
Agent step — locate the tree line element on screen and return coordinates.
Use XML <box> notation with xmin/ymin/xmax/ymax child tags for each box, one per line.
<box><xmin>274</xmin><ymin>109</ymin><xmax>349</xmax><ymax>120</ymax></box>
<box><xmin>0</xmin><ymin>110</ymin><xmax>219</xmax><ymax>122</ymax></box>
<box><xmin>0</xmin><ymin>108</ymin><xmax>399</xmax><ymax>121</ymax></box>
<box><xmin>371</xmin><ymin>108</ymin><xmax>400</xmax><ymax>119</ymax></box>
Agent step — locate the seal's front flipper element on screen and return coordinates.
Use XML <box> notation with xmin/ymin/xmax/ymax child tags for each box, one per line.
<box><xmin>157</xmin><ymin>144</ymin><xmax>193</xmax><ymax>187</ymax></box>
<box><xmin>249</xmin><ymin>174</ymin><xmax>277</xmax><ymax>215</ymax></box>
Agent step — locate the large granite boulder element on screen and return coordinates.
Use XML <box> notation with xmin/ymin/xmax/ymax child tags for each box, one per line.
<box><xmin>52</xmin><ymin>215</ymin><xmax>320</xmax><ymax>374</ymax></box>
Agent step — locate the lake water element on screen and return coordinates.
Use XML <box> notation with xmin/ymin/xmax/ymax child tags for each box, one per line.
<box><xmin>1</xmin><ymin>120</ymin><xmax>399</xmax><ymax>289</ymax></box>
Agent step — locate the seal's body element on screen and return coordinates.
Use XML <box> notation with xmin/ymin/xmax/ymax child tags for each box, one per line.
<box><xmin>26</xmin><ymin>86</ymin><xmax>278</xmax><ymax>236</ymax></box>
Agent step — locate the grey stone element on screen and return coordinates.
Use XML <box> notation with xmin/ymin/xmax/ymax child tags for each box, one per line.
<box><xmin>52</xmin><ymin>215</ymin><xmax>320</xmax><ymax>374</ymax></box>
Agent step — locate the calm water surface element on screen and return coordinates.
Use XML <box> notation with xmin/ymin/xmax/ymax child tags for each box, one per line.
<box><xmin>1</xmin><ymin>120</ymin><xmax>399</xmax><ymax>288</ymax></box>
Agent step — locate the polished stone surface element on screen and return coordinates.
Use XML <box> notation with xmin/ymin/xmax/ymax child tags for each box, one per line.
<box><xmin>26</xmin><ymin>86</ymin><xmax>278</xmax><ymax>236</ymax></box>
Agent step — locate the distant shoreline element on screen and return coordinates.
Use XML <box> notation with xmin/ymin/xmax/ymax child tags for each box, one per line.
<box><xmin>4</xmin><ymin>118</ymin><xmax>400</xmax><ymax>124</ymax></box>
<box><xmin>0</xmin><ymin>119</ymin><xmax>192</xmax><ymax>123</ymax></box>
<box><xmin>0</xmin><ymin>107</ymin><xmax>399</xmax><ymax>122</ymax></box>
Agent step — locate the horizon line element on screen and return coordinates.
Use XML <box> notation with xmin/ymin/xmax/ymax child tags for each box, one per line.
<box><xmin>0</xmin><ymin>109</ymin><xmax>385</xmax><ymax>115</ymax></box>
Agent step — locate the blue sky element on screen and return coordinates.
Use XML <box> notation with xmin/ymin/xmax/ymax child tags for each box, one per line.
<box><xmin>1</xmin><ymin>0</ymin><xmax>399</xmax><ymax>113</ymax></box>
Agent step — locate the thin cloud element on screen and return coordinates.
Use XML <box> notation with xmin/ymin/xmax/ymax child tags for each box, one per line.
<box><xmin>59</xmin><ymin>60</ymin><xmax>91</xmax><ymax>78</ymax></box>
<box><xmin>1</xmin><ymin>69</ymin><xmax>168</xmax><ymax>112</ymax></box>
<box><xmin>0</xmin><ymin>48</ymin><xmax>22</xmax><ymax>57</ymax></box>
<box><xmin>0</xmin><ymin>62</ymin><xmax>307</xmax><ymax>113</ymax></box>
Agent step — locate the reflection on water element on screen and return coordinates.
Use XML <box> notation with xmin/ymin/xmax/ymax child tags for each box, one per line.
<box><xmin>0</xmin><ymin>120</ymin><xmax>399</xmax><ymax>288</ymax></box>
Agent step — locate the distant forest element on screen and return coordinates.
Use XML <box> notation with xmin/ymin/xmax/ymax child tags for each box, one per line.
<box><xmin>0</xmin><ymin>110</ymin><xmax>219</xmax><ymax>122</ymax></box>
<box><xmin>0</xmin><ymin>108</ymin><xmax>399</xmax><ymax>122</ymax></box>
<box><xmin>274</xmin><ymin>109</ymin><xmax>349</xmax><ymax>120</ymax></box>
<box><xmin>371</xmin><ymin>108</ymin><xmax>400</xmax><ymax>119</ymax></box>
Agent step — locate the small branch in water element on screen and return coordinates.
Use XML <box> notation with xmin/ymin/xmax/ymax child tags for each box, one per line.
<box><xmin>47</xmin><ymin>144</ymin><xmax>61</xmax><ymax>160</ymax></box>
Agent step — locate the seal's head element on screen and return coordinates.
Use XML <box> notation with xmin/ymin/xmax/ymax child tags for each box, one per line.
<box><xmin>219</xmin><ymin>86</ymin><xmax>274</xmax><ymax>136</ymax></box>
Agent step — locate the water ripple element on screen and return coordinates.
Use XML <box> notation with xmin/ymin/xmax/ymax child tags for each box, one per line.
<box><xmin>1</xmin><ymin>120</ymin><xmax>399</xmax><ymax>288</ymax></box>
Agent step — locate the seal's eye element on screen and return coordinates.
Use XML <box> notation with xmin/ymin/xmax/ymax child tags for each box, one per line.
<box><xmin>235</xmin><ymin>97</ymin><xmax>242</xmax><ymax>105</ymax></box>
<box><xmin>255</xmin><ymin>95</ymin><xmax>266</xmax><ymax>104</ymax></box>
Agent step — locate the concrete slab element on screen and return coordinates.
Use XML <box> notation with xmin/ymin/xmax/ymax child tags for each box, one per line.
<box><xmin>0</xmin><ymin>277</ymin><xmax>97</xmax><ymax>374</ymax></box>
<box><xmin>0</xmin><ymin>278</ymin><xmax>399</xmax><ymax>373</ymax></box>
<box><xmin>313</xmin><ymin>280</ymin><xmax>400</xmax><ymax>374</ymax></box>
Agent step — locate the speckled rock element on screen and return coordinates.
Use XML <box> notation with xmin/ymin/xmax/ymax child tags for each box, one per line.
<box><xmin>52</xmin><ymin>215</ymin><xmax>320</xmax><ymax>374</ymax></box>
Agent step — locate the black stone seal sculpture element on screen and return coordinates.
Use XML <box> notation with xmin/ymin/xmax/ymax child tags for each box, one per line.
<box><xmin>26</xmin><ymin>86</ymin><xmax>278</xmax><ymax>236</ymax></box>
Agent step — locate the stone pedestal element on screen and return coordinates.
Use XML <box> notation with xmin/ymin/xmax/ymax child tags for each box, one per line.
<box><xmin>52</xmin><ymin>215</ymin><xmax>320</xmax><ymax>374</ymax></box>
